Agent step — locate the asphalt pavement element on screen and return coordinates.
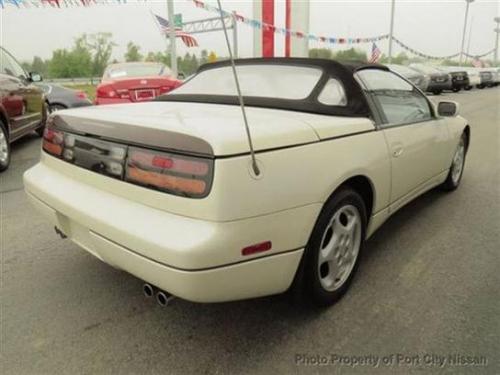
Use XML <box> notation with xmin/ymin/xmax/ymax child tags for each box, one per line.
<box><xmin>1</xmin><ymin>87</ymin><xmax>499</xmax><ymax>374</ymax></box>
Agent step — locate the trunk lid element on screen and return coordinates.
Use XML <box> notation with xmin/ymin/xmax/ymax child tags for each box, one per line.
<box><xmin>52</xmin><ymin>102</ymin><xmax>322</xmax><ymax>156</ymax></box>
<box><xmin>102</xmin><ymin>77</ymin><xmax>181</xmax><ymax>102</ymax></box>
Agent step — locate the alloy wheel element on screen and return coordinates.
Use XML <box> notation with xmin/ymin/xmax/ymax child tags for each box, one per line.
<box><xmin>0</xmin><ymin>129</ymin><xmax>8</xmax><ymax>165</ymax></box>
<box><xmin>317</xmin><ymin>204</ymin><xmax>362</xmax><ymax>292</ymax></box>
<box><xmin>451</xmin><ymin>138</ymin><xmax>465</xmax><ymax>185</ymax></box>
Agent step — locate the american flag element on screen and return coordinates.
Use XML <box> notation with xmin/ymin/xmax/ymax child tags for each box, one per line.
<box><xmin>369</xmin><ymin>42</ymin><xmax>381</xmax><ymax>63</ymax></box>
<box><xmin>154</xmin><ymin>14</ymin><xmax>198</xmax><ymax>48</ymax></box>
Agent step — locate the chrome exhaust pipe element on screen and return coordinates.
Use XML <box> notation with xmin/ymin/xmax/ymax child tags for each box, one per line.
<box><xmin>156</xmin><ymin>291</ymin><xmax>175</xmax><ymax>307</ymax></box>
<box><xmin>143</xmin><ymin>283</ymin><xmax>155</xmax><ymax>298</ymax></box>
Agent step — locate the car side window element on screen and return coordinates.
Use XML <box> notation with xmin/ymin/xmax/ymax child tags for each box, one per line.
<box><xmin>318</xmin><ymin>78</ymin><xmax>347</xmax><ymax>106</ymax></box>
<box><xmin>355</xmin><ymin>69</ymin><xmax>433</xmax><ymax>127</ymax></box>
<box><xmin>0</xmin><ymin>48</ymin><xmax>27</xmax><ymax>80</ymax></box>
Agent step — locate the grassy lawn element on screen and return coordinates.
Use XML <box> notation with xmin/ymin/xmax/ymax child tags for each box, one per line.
<box><xmin>62</xmin><ymin>84</ymin><xmax>97</xmax><ymax>101</ymax></box>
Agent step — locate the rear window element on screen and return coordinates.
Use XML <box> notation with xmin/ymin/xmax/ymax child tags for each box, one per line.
<box><xmin>173</xmin><ymin>64</ymin><xmax>323</xmax><ymax>100</ymax></box>
<box><xmin>104</xmin><ymin>64</ymin><xmax>171</xmax><ymax>79</ymax></box>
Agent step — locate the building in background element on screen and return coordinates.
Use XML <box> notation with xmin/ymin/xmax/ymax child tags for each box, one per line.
<box><xmin>253</xmin><ymin>0</ymin><xmax>310</xmax><ymax>58</ymax></box>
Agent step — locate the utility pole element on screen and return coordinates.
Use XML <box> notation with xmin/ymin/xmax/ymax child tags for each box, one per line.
<box><xmin>494</xmin><ymin>17</ymin><xmax>500</xmax><ymax>65</ymax></box>
<box><xmin>465</xmin><ymin>16</ymin><xmax>474</xmax><ymax>65</ymax></box>
<box><xmin>167</xmin><ymin>0</ymin><xmax>178</xmax><ymax>77</ymax></box>
<box><xmin>232</xmin><ymin>13</ymin><xmax>238</xmax><ymax>58</ymax></box>
<box><xmin>460</xmin><ymin>0</ymin><xmax>475</xmax><ymax>66</ymax></box>
<box><xmin>388</xmin><ymin>0</ymin><xmax>396</xmax><ymax>63</ymax></box>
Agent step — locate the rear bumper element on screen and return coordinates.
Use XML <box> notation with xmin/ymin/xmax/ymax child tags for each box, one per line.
<box><xmin>94</xmin><ymin>98</ymin><xmax>132</xmax><ymax>105</ymax></box>
<box><xmin>24</xmin><ymin>160</ymin><xmax>312</xmax><ymax>302</ymax></box>
<box><xmin>426</xmin><ymin>81</ymin><xmax>452</xmax><ymax>92</ymax></box>
<box><xmin>451</xmin><ymin>79</ymin><xmax>469</xmax><ymax>90</ymax></box>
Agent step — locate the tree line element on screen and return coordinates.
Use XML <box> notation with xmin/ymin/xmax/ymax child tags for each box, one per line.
<box><xmin>308</xmin><ymin>47</ymin><xmax>496</xmax><ymax>67</ymax></box>
<box><xmin>22</xmin><ymin>34</ymin><xmax>495</xmax><ymax>79</ymax></box>
<box><xmin>21</xmin><ymin>32</ymin><xmax>217</xmax><ymax>79</ymax></box>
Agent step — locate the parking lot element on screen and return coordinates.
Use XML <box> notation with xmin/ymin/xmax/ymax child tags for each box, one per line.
<box><xmin>1</xmin><ymin>87</ymin><xmax>499</xmax><ymax>374</ymax></box>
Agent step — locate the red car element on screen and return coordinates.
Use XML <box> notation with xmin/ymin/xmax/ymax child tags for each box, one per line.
<box><xmin>95</xmin><ymin>62</ymin><xmax>182</xmax><ymax>105</ymax></box>
<box><xmin>1</xmin><ymin>46</ymin><xmax>47</xmax><ymax>172</ymax></box>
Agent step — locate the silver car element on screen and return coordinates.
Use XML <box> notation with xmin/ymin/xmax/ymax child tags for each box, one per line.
<box><xmin>387</xmin><ymin>64</ymin><xmax>429</xmax><ymax>92</ymax></box>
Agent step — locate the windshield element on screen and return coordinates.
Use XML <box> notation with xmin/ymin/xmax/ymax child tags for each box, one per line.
<box><xmin>172</xmin><ymin>64</ymin><xmax>323</xmax><ymax>100</ymax></box>
<box><xmin>104</xmin><ymin>63</ymin><xmax>171</xmax><ymax>79</ymax></box>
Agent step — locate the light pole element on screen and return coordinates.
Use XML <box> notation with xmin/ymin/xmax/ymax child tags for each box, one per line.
<box><xmin>494</xmin><ymin>17</ymin><xmax>500</xmax><ymax>65</ymax></box>
<box><xmin>459</xmin><ymin>0</ymin><xmax>475</xmax><ymax>66</ymax></box>
<box><xmin>388</xmin><ymin>0</ymin><xmax>396</xmax><ymax>63</ymax></box>
<box><xmin>167</xmin><ymin>0</ymin><xmax>178</xmax><ymax>77</ymax></box>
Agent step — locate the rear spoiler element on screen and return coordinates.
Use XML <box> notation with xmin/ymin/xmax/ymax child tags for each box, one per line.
<box><xmin>50</xmin><ymin>113</ymin><xmax>214</xmax><ymax>158</ymax></box>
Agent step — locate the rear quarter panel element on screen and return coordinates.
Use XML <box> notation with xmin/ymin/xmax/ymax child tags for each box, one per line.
<box><xmin>212</xmin><ymin>129</ymin><xmax>391</xmax><ymax>221</ymax></box>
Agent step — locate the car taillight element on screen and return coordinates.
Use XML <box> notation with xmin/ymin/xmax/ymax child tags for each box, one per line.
<box><xmin>42</xmin><ymin>128</ymin><xmax>64</xmax><ymax>157</ymax></box>
<box><xmin>159</xmin><ymin>86</ymin><xmax>177</xmax><ymax>94</ymax></box>
<box><xmin>42</xmin><ymin>126</ymin><xmax>213</xmax><ymax>198</ymax></box>
<box><xmin>96</xmin><ymin>85</ymin><xmax>118</xmax><ymax>98</ymax></box>
<box><xmin>125</xmin><ymin>147</ymin><xmax>213</xmax><ymax>198</ymax></box>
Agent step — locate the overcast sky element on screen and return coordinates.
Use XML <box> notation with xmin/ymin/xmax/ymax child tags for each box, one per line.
<box><xmin>1</xmin><ymin>0</ymin><xmax>499</xmax><ymax>63</ymax></box>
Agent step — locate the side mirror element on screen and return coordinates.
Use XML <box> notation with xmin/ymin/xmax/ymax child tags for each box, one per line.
<box><xmin>437</xmin><ymin>101</ymin><xmax>459</xmax><ymax>117</ymax></box>
<box><xmin>29</xmin><ymin>72</ymin><xmax>43</xmax><ymax>82</ymax></box>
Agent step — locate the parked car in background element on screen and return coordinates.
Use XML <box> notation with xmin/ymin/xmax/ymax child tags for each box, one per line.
<box><xmin>463</xmin><ymin>68</ymin><xmax>481</xmax><ymax>90</ymax></box>
<box><xmin>477</xmin><ymin>69</ymin><xmax>495</xmax><ymax>89</ymax></box>
<box><xmin>25</xmin><ymin>59</ymin><xmax>470</xmax><ymax>307</ymax></box>
<box><xmin>492</xmin><ymin>68</ymin><xmax>500</xmax><ymax>86</ymax></box>
<box><xmin>0</xmin><ymin>46</ymin><xmax>47</xmax><ymax>172</ymax></box>
<box><xmin>410</xmin><ymin>64</ymin><xmax>452</xmax><ymax>95</ymax></box>
<box><xmin>386</xmin><ymin>64</ymin><xmax>429</xmax><ymax>91</ymax></box>
<box><xmin>95</xmin><ymin>62</ymin><xmax>182</xmax><ymax>105</ymax></box>
<box><xmin>436</xmin><ymin>67</ymin><xmax>469</xmax><ymax>92</ymax></box>
<box><xmin>36</xmin><ymin>83</ymin><xmax>92</xmax><ymax>112</ymax></box>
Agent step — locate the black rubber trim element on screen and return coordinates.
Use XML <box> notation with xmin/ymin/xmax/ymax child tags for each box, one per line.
<box><xmin>214</xmin><ymin>129</ymin><xmax>375</xmax><ymax>159</ymax></box>
<box><xmin>158</xmin><ymin>58</ymin><xmax>390</xmax><ymax>118</ymax></box>
<box><xmin>93</xmin><ymin>231</ymin><xmax>304</xmax><ymax>272</ymax></box>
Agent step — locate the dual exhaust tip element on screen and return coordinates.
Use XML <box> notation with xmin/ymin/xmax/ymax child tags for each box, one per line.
<box><xmin>143</xmin><ymin>283</ymin><xmax>175</xmax><ymax>307</ymax></box>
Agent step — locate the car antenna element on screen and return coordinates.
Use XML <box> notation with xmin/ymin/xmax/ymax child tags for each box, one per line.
<box><xmin>216</xmin><ymin>0</ymin><xmax>260</xmax><ymax>176</ymax></box>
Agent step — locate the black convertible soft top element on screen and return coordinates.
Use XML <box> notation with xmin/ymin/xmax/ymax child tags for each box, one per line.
<box><xmin>157</xmin><ymin>58</ymin><xmax>389</xmax><ymax>117</ymax></box>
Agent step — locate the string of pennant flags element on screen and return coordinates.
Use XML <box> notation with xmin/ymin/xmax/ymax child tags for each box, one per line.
<box><xmin>189</xmin><ymin>0</ymin><xmax>494</xmax><ymax>59</ymax></box>
<box><xmin>392</xmin><ymin>37</ymin><xmax>494</xmax><ymax>60</ymax></box>
<box><xmin>190</xmin><ymin>0</ymin><xmax>390</xmax><ymax>45</ymax></box>
<box><xmin>1</xmin><ymin>0</ymin><xmax>495</xmax><ymax>60</ymax></box>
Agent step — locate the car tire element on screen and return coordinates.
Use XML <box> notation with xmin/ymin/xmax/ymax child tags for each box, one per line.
<box><xmin>296</xmin><ymin>187</ymin><xmax>367</xmax><ymax>307</ymax></box>
<box><xmin>35</xmin><ymin>102</ymin><xmax>49</xmax><ymax>137</ymax></box>
<box><xmin>452</xmin><ymin>88</ymin><xmax>460</xmax><ymax>93</ymax></box>
<box><xmin>0</xmin><ymin>121</ymin><xmax>11</xmax><ymax>172</ymax></box>
<box><xmin>433</xmin><ymin>90</ymin><xmax>442</xmax><ymax>95</ymax></box>
<box><xmin>464</xmin><ymin>86</ymin><xmax>472</xmax><ymax>91</ymax></box>
<box><xmin>49</xmin><ymin>103</ymin><xmax>67</xmax><ymax>113</ymax></box>
<box><xmin>441</xmin><ymin>133</ymin><xmax>467</xmax><ymax>191</ymax></box>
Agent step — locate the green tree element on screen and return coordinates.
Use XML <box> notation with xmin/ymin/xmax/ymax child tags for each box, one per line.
<box><xmin>31</xmin><ymin>56</ymin><xmax>48</xmax><ymax>76</ymax></box>
<box><xmin>83</xmin><ymin>32</ymin><xmax>116</xmax><ymax>76</ymax></box>
<box><xmin>145</xmin><ymin>52</ymin><xmax>158</xmax><ymax>62</ymax></box>
<box><xmin>333</xmin><ymin>48</ymin><xmax>367</xmax><ymax>62</ymax></box>
<box><xmin>200</xmin><ymin>49</ymin><xmax>209</xmax><ymax>65</ymax></box>
<box><xmin>309</xmin><ymin>48</ymin><xmax>333</xmax><ymax>59</ymax></box>
<box><xmin>48</xmin><ymin>38</ymin><xmax>92</xmax><ymax>79</ymax></box>
<box><xmin>379</xmin><ymin>52</ymin><xmax>409</xmax><ymax>65</ymax></box>
<box><xmin>124</xmin><ymin>42</ymin><xmax>142</xmax><ymax>62</ymax></box>
<box><xmin>21</xmin><ymin>56</ymin><xmax>49</xmax><ymax>77</ymax></box>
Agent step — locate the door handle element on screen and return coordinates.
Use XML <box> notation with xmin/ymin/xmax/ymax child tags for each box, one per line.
<box><xmin>392</xmin><ymin>145</ymin><xmax>404</xmax><ymax>158</ymax></box>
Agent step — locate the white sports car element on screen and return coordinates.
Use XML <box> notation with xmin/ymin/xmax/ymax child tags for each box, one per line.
<box><xmin>24</xmin><ymin>59</ymin><xmax>470</xmax><ymax>306</ymax></box>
